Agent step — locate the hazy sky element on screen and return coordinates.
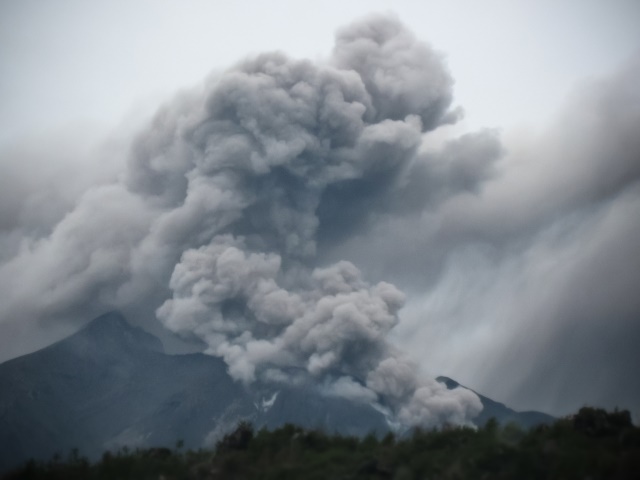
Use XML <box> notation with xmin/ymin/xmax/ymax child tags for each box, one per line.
<box><xmin>1</xmin><ymin>1</ymin><xmax>639</xmax><ymax>421</ymax></box>
<box><xmin>2</xmin><ymin>0</ymin><xmax>639</xmax><ymax>139</ymax></box>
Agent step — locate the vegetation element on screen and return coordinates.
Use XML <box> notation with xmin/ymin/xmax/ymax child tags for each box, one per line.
<box><xmin>4</xmin><ymin>407</ymin><xmax>639</xmax><ymax>479</ymax></box>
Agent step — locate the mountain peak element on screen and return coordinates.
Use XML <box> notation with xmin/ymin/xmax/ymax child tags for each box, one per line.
<box><xmin>436</xmin><ymin>376</ymin><xmax>460</xmax><ymax>390</ymax></box>
<box><xmin>436</xmin><ymin>375</ymin><xmax>555</xmax><ymax>428</ymax></box>
<box><xmin>72</xmin><ymin>311</ymin><xmax>164</xmax><ymax>354</ymax></box>
<box><xmin>82</xmin><ymin>310</ymin><xmax>130</xmax><ymax>334</ymax></box>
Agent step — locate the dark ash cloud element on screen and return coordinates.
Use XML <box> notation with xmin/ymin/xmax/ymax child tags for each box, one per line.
<box><xmin>1</xmin><ymin>12</ymin><xmax>637</xmax><ymax>424</ymax></box>
<box><xmin>0</xmin><ymin>14</ymin><xmax>490</xmax><ymax>429</ymax></box>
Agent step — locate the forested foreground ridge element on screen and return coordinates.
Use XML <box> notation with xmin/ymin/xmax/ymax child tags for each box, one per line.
<box><xmin>4</xmin><ymin>407</ymin><xmax>639</xmax><ymax>480</ymax></box>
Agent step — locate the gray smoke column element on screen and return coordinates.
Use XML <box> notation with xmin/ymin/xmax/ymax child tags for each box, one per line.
<box><xmin>149</xmin><ymin>14</ymin><xmax>481</xmax><ymax>427</ymax></box>
<box><xmin>0</xmin><ymin>14</ymin><xmax>483</xmax><ymax>427</ymax></box>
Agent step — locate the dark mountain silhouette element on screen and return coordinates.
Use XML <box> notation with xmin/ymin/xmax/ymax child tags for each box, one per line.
<box><xmin>0</xmin><ymin>312</ymin><xmax>553</xmax><ymax>472</ymax></box>
<box><xmin>436</xmin><ymin>376</ymin><xmax>555</xmax><ymax>428</ymax></box>
<box><xmin>0</xmin><ymin>312</ymin><xmax>387</xmax><ymax>471</ymax></box>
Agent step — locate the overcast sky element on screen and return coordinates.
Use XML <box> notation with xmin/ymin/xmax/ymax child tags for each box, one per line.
<box><xmin>3</xmin><ymin>0</ymin><xmax>639</xmax><ymax>138</ymax></box>
<box><xmin>1</xmin><ymin>0</ymin><xmax>639</xmax><ymax>420</ymax></box>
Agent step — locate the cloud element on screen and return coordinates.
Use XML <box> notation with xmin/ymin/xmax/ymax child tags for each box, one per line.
<box><xmin>332</xmin><ymin>13</ymin><xmax>459</xmax><ymax>128</ymax></box>
<box><xmin>0</xmin><ymin>15</ymin><xmax>492</xmax><ymax>428</ymax></box>
<box><xmin>391</xmin><ymin>53</ymin><xmax>640</xmax><ymax>416</ymax></box>
<box><xmin>1</xmin><ymin>11</ymin><xmax>637</xmax><ymax>423</ymax></box>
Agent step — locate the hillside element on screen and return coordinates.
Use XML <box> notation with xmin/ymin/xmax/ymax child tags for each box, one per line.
<box><xmin>0</xmin><ymin>312</ymin><xmax>552</xmax><ymax>472</ymax></box>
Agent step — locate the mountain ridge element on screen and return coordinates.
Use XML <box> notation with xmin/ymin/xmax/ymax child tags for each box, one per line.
<box><xmin>436</xmin><ymin>376</ymin><xmax>555</xmax><ymax>428</ymax></box>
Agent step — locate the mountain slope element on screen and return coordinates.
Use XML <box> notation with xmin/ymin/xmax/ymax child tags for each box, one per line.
<box><xmin>0</xmin><ymin>313</ymin><xmax>553</xmax><ymax>472</ymax></box>
<box><xmin>437</xmin><ymin>376</ymin><xmax>555</xmax><ymax>428</ymax></box>
<box><xmin>0</xmin><ymin>312</ymin><xmax>387</xmax><ymax>472</ymax></box>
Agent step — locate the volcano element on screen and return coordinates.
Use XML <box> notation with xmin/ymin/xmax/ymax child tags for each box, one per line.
<box><xmin>0</xmin><ymin>312</ymin><xmax>553</xmax><ymax>472</ymax></box>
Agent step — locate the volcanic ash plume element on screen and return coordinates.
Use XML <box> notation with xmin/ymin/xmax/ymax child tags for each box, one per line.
<box><xmin>151</xmin><ymin>14</ymin><xmax>482</xmax><ymax>427</ymax></box>
<box><xmin>0</xmin><ymin>14</ymin><xmax>484</xmax><ymax>427</ymax></box>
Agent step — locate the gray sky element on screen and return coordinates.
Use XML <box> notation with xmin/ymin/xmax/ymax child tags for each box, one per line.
<box><xmin>1</xmin><ymin>1</ymin><xmax>639</xmax><ymax>421</ymax></box>
<box><xmin>2</xmin><ymin>0</ymin><xmax>639</xmax><ymax>139</ymax></box>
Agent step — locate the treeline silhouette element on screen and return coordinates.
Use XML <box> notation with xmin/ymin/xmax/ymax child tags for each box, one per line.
<box><xmin>3</xmin><ymin>407</ymin><xmax>639</xmax><ymax>479</ymax></box>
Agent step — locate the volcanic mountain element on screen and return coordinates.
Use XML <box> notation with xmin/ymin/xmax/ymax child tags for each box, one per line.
<box><xmin>0</xmin><ymin>312</ymin><xmax>553</xmax><ymax>472</ymax></box>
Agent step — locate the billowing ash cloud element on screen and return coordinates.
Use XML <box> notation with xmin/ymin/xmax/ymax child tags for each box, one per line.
<box><xmin>0</xmin><ymin>14</ymin><xmax>492</xmax><ymax>427</ymax></box>
<box><xmin>148</xmin><ymin>14</ymin><xmax>483</xmax><ymax>426</ymax></box>
<box><xmin>4</xmin><ymin>9</ymin><xmax>639</xmax><ymax>422</ymax></box>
